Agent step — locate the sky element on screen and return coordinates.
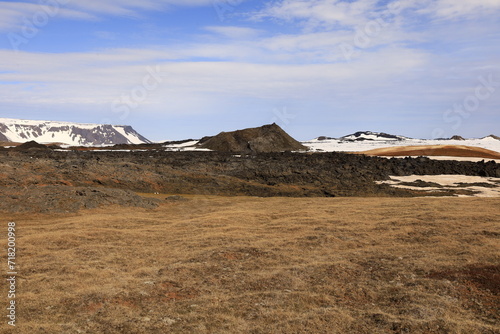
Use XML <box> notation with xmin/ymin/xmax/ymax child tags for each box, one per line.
<box><xmin>0</xmin><ymin>0</ymin><xmax>499</xmax><ymax>141</ymax></box>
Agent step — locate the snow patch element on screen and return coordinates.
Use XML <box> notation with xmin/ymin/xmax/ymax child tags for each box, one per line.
<box><xmin>378</xmin><ymin>175</ymin><xmax>500</xmax><ymax>197</ymax></box>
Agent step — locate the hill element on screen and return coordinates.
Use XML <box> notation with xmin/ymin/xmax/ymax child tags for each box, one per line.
<box><xmin>485</xmin><ymin>134</ymin><xmax>500</xmax><ymax>140</ymax></box>
<box><xmin>199</xmin><ymin>123</ymin><xmax>307</xmax><ymax>153</ymax></box>
<box><xmin>340</xmin><ymin>131</ymin><xmax>409</xmax><ymax>141</ymax></box>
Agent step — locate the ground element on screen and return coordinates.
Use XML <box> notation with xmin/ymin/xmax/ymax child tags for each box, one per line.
<box><xmin>1</xmin><ymin>196</ymin><xmax>499</xmax><ymax>334</ymax></box>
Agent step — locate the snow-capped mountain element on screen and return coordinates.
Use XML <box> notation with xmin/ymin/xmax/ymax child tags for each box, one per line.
<box><xmin>314</xmin><ymin>131</ymin><xmax>410</xmax><ymax>142</ymax></box>
<box><xmin>0</xmin><ymin>118</ymin><xmax>151</xmax><ymax>146</ymax></box>
<box><xmin>339</xmin><ymin>131</ymin><xmax>410</xmax><ymax>141</ymax></box>
<box><xmin>303</xmin><ymin>131</ymin><xmax>500</xmax><ymax>153</ymax></box>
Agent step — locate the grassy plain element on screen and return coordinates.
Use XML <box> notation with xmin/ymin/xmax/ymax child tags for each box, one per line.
<box><xmin>1</xmin><ymin>196</ymin><xmax>499</xmax><ymax>333</ymax></box>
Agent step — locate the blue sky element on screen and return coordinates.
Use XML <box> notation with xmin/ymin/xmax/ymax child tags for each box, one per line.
<box><xmin>0</xmin><ymin>0</ymin><xmax>499</xmax><ymax>141</ymax></box>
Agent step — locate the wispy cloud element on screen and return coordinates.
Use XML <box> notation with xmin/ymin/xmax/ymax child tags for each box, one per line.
<box><xmin>421</xmin><ymin>0</ymin><xmax>500</xmax><ymax>20</ymax></box>
<box><xmin>252</xmin><ymin>0</ymin><xmax>500</xmax><ymax>31</ymax></box>
<box><xmin>73</xmin><ymin>0</ymin><xmax>217</xmax><ymax>11</ymax></box>
<box><xmin>0</xmin><ymin>0</ymin><xmax>499</xmax><ymax>139</ymax></box>
<box><xmin>252</xmin><ymin>0</ymin><xmax>381</xmax><ymax>30</ymax></box>
<box><xmin>0</xmin><ymin>0</ymin><xmax>223</xmax><ymax>32</ymax></box>
<box><xmin>0</xmin><ymin>1</ymin><xmax>97</xmax><ymax>31</ymax></box>
<box><xmin>0</xmin><ymin>44</ymin><xmax>430</xmax><ymax>106</ymax></box>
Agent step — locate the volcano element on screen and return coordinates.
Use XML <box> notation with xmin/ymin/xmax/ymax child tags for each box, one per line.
<box><xmin>198</xmin><ymin>123</ymin><xmax>307</xmax><ymax>153</ymax></box>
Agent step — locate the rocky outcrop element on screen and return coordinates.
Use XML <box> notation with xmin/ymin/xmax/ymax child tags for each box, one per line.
<box><xmin>12</xmin><ymin>140</ymin><xmax>49</xmax><ymax>151</ymax></box>
<box><xmin>199</xmin><ymin>123</ymin><xmax>307</xmax><ymax>153</ymax></box>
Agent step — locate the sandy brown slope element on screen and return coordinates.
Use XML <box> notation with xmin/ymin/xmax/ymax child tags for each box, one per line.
<box><xmin>359</xmin><ymin>145</ymin><xmax>500</xmax><ymax>160</ymax></box>
<box><xmin>1</xmin><ymin>196</ymin><xmax>499</xmax><ymax>334</ymax></box>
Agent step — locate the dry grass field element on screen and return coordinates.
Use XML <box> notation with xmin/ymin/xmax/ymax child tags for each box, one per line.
<box><xmin>1</xmin><ymin>196</ymin><xmax>499</xmax><ymax>334</ymax></box>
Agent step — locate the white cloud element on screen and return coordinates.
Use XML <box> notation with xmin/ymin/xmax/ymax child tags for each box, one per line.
<box><xmin>0</xmin><ymin>45</ymin><xmax>430</xmax><ymax>107</ymax></box>
<box><xmin>253</xmin><ymin>0</ymin><xmax>500</xmax><ymax>32</ymax></box>
<box><xmin>253</xmin><ymin>0</ymin><xmax>380</xmax><ymax>30</ymax></box>
<box><xmin>0</xmin><ymin>0</ymin><xmax>498</xmax><ymax>137</ymax></box>
<box><xmin>421</xmin><ymin>0</ymin><xmax>500</xmax><ymax>20</ymax></box>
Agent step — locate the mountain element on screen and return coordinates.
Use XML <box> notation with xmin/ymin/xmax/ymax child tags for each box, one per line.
<box><xmin>313</xmin><ymin>132</ymin><xmax>500</xmax><ymax>143</ymax></box>
<box><xmin>339</xmin><ymin>131</ymin><xmax>409</xmax><ymax>141</ymax></box>
<box><xmin>313</xmin><ymin>131</ymin><xmax>409</xmax><ymax>142</ymax></box>
<box><xmin>0</xmin><ymin>118</ymin><xmax>151</xmax><ymax>146</ymax></box>
<box><xmin>198</xmin><ymin>123</ymin><xmax>307</xmax><ymax>153</ymax></box>
<box><xmin>483</xmin><ymin>135</ymin><xmax>500</xmax><ymax>140</ymax></box>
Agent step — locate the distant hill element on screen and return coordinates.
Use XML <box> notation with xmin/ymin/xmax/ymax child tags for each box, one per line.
<box><xmin>359</xmin><ymin>145</ymin><xmax>500</xmax><ymax>160</ymax></box>
<box><xmin>484</xmin><ymin>135</ymin><xmax>500</xmax><ymax>140</ymax></box>
<box><xmin>0</xmin><ymin>118</ymin><xmax>151</xmax><ymax>146</ymax></box>
<box><xmin>314</xmin><ymin>131</ymin><xmax>409</xmax><ymax>142</ymax></box>
<box><xmin>313</xmin><ymin>132</ymin><xmax>500</xmax><ymax>142</ymax></box>
<box><xmin>199</xmin><ymin>123</ymin><xmax>307</xmax><ymax>153</ymax></box>
<box><xmin>303</xmin><ymin>132</ymin><xmax>500</xmax><ymax>154</ymax></box>
<box><xmin>340</xmin><ymin>131</ymin><xmax>409</xmax><ymax>141</ymax></box>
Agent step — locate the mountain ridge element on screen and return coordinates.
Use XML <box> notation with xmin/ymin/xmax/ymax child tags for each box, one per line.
<box><xmin>0</xmin><ymin>118</ymin><xmax>151</xmax><ymax>146</ymax></box>
<box><xmin>313</xmin><ymin>131</ymin><xmax>500</xmax><ymax>142</ymax></box>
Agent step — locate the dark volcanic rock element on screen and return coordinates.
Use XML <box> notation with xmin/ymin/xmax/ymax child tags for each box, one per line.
<box><xmin>199</xmin><ymin>123</ymin><xmax>307</xmax><ymax>153</ymax></box>
<box><xmin>451</xmin><ymin>135</ymin><xmax>465</xmax><ymax>140</ymax></box>
<box><xmin>399</xmin><ymin>179</ymin><xmax>443</xmax><ymax>188</ymax></box>
<box><xmin>163</xmin><ymin>139</ymin><xmax>198</xmax><ymax>145</ymax></box>
<box><xmin>1</xmin><ymin>150</ymin><xmax>498</xmax><ymax>201</ymax></box>
<box><xmin>166</xmin><ymin>195</ymin><xmax>189</xmax><ymax>202</ymax></box>
<box><xmin>13</xmin><ymin>140</ymin><xmax>49</xmax><ymax>151</ymax></box>
<box><xmin>0</xmin><ymin>125</ymin><xmax>9</xmax><ymax>141</ymax></box>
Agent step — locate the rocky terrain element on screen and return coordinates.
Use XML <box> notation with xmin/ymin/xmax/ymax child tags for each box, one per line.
<box><xmin>1</xmin><ymin>147</ymin><xmax>499</xmax><ymax>212</ymax></box>
<box><xmin>1</xmin><ymin>130</ymin><xmax>498</xmax><ymax>334</ymax></box>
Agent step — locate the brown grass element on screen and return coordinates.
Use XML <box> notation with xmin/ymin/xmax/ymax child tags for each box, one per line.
<box><xmin>1</xmin><ymin>196</ymin><xmax>499</xmax><ymax>333</ymax></box>
<box><xmin>0</xmin><ymin>141</ymin><xmax>20</xmax><ymax>147</ymax></box>
<box><xmin>359</xmin><ymin>145</ymin><xmax>500</xmax><ymax>159</ymax></box>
